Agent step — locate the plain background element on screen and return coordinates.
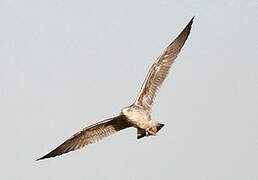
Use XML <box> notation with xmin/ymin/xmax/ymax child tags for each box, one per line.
<box><xmin>0</xmin><ymin>0</ymin><xmax>258</xmax><ymax>179</ymax></box>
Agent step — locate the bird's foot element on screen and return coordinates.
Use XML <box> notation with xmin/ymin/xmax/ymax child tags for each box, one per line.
<box><xmin>147</xmin><ymin>127</ymin><xmax>157</xmax><ymax>136</ymax></box>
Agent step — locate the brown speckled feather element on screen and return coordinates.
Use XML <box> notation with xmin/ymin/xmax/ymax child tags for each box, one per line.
<box><xmin>135</xmin><ymin>17</ymin><xmax>194</xmax><ymax>110</ymax></box>
<box><xmin>37</xmin><ymin>115</ymin><xmax>131</xmax><ymax>160</ymax></box>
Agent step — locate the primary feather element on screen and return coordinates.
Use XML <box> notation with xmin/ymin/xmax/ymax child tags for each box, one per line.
<box><xmin>37</xmin><ymin>115</ymin><xmax>131</xmax><ymax>160</ymax></box>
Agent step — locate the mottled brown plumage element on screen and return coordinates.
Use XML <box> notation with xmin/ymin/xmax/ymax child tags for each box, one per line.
<box><xmin>37</xmin><ymin>116</ymin><xmax>131</xmax><ymax>160</ymax></box>
<box><xmin>37</xmin><ymin>17</ymin><xmax>194</xmax><ymax>160</ymax></box>
<box><xmin>135</xmin><ymin>17</ymin><xmax>194</xmax><ymax>110</ymax></box>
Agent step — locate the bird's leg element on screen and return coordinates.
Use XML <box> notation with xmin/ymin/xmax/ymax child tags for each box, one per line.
<box><xmin>147</xmin><ymin>127</ymin><xmax>157</xmax><ymax>136</ymax></box>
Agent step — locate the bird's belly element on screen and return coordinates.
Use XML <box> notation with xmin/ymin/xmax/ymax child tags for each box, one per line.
<box><xmin>126</xmin><ymin>113</ymin><xmax>150</xmax><ymax>130</ymax></box>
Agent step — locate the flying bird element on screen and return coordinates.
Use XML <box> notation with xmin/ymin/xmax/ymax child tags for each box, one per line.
<box><xmin>37</xmin><ymin>17</ymin><xmax>194</xmax><ymax>160</ymax></box>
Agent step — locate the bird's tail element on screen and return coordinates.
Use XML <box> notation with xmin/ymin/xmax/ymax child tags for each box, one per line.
<box><xmin>137</xmin><ymin>123</ymin><xmax>164</xmax><ymax>139</ymax></box>
<box><xmin>156</xmin><ymin>123</ymin><xmax>165</xmax><ymax>132</ymax></box>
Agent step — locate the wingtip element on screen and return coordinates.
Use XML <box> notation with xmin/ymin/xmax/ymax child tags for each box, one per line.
<box><xmin>36</xmin><ymin>156</ymin><xmax>46</xmax><ymax>161</ymax></box>
<box><xmin>181</xmin><ymin>16</ymin><xmax>194</xmax><ymax>38</ymax></box>
<box><xmin>36</xmin><ymin>158</ymin><xmax>42</xmax><ymax>161</ymax></box>
<box><xmin>191</xmin><ymin>16</ymin><xmax>195</xmax><ymax>21</ymax></box>
<box><xmin>36</xmin><ymin>152</ymin><xmax>55</xmax><ymax>161</ymax></box>
<box><xmin>187</xmin><ymin>16</ymin><xmax>195</xmax><ymax>27</ymax></box>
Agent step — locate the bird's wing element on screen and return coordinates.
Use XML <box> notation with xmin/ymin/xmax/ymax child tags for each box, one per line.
<box><xmin>134</xmin><ymin>17</ymin><xmax>194</xmax><ymax>110</ymax></box>
<box><xmin>37</xmin><ymin>115</ymin><xmax>131</xmax><ymax>160</ymax></box>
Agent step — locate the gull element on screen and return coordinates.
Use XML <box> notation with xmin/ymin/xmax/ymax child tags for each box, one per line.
<box><xmin>37</xmin><ymin>17</ymin><xmax>194</xmax><ymax>160</ymax></box>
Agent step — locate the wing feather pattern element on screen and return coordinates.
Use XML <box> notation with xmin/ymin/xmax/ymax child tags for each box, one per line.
<box><xmin>37</xmin><ymin>115</ymin><xmax>131</xmax><ymax>160</ymax></box>
<box><xmin>134</xmin><ymin>17</ymin><xmax>194</xmax><ymax>110</ymax></box>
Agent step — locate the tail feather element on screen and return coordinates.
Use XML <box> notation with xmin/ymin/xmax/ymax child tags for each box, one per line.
<box><xmin>137</xmin><ymin>128</ymin><xmax>146</xmax><ymax>139</ymax></box>
<box><xmin>156</xmin><ymin>123</ymin><xmax>164</xmax><ymax>132</ymax></box>
<box><xmin>136</xmin><ymin>123</ymin><xmax>165</xmax><ymax>139</ymax></box>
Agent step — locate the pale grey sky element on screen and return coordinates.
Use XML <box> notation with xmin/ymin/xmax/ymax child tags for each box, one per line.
<box><xmin>0</xmin><ymin>0</ymin><xmax>258</xmax><ymax>179</ymax></box>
